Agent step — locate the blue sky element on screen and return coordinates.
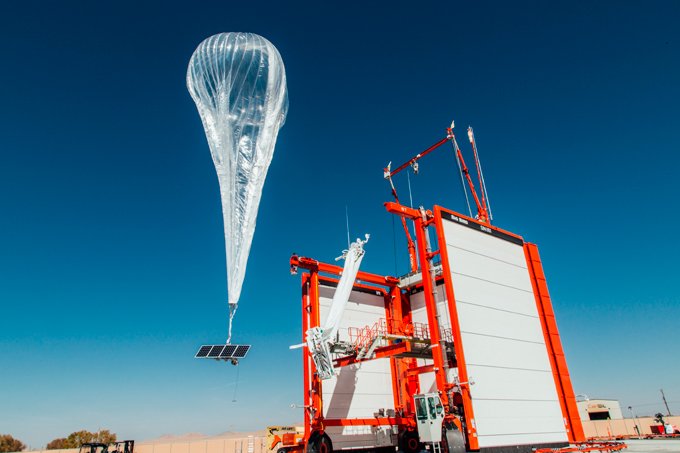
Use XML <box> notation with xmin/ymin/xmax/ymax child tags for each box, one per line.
<box><xmin>1</xmin><ymin>0</ymin><xmax>679</xmax><ymax>448</ymax></box>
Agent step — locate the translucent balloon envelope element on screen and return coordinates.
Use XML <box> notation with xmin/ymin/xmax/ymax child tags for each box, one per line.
<box><xmin>187</xmin><ymin>32</ymin><xmax>288</xmax><ymax>339</ymax></box>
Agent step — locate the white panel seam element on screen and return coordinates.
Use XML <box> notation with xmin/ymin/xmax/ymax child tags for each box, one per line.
<box><xmin>457</xmin><ymin>300</ymin><xmax>539</xmax><ymax>318</ymax></box>
<box><xmin>451</xmin><ymin>271</ymin><xmax>533</xmax><ymax>293</ymax></box>
<box><xmin>461</xmin><ymin>331</ymin><xmax>545</xmax><ymax>345</ymax></box>
<box><xmin>472</xmin><ymin>398</ymin><xmax>560</xmax><ymax>402</ymax></box>
<box><xmin>466</xmin><ymin>363</ymin><xmax>552</xmax><ymax>372</ymax></box>
<box><xmin>446</xmin><ymin>243</ymin><xmax>528</xmax><ymax>269</ymax></box>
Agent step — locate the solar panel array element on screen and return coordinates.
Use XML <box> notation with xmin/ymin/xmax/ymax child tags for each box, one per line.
<box><xmin>195</xmin><ymin>344</ymin><xmax>251</xmax><ymax>360</ymax></box>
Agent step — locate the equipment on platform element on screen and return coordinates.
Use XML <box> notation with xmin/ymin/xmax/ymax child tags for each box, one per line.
<box><xmin>79</xmin><ymin>441</ymin><xmax>134</xmax><ymax>453</ymax></box>
<box><xmin>267</xmin><ymin>426</ymin><xmax>306</xmax><ymax>453</ymax></box>
<box><xmin>187</xmin><ymin>32</ymin><xmax>288</xmax><ymax>346</ymax></box>
<box><xmin>281</xmin><ymin>124</ymin><xmax>624</xmax><ymax>453</ymax></box>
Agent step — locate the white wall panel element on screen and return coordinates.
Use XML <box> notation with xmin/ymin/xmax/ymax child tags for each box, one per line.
<box><xmin>409</xmin><ymin>286</ymin><xmax>450</xmax><ymax>329</ymax></box>
<box><xmin>409</xmin><ymin>286</ymin><xmax>453</xmax><ymax>394</ymax></box>
<box><xmin>324</xmin><ymin>426</ymin><xmax>395</xmax><ymax>450</ymax></box>
<box><xmin>466</xmin><ymin>365</ymin><xmax>559</xmax><ymax>401</ymax></box>
<box><xmin>441</xmin><ymin>217</ymin><xmax>567</xmax><ymax>448</ymax></box>
<box><xmin>448</xmin><ymin>246</ymin><xmax>534</xmax><ymax>292</ymax></box>
<box><xmin>462</xmin><ymin>334</ymin><xmax>553</xmax><ymax>371</ymax></box>
<box><xmin>476</xmin><ymin>432</ymin><xmax>569</xmax><ymax>449</ymax></box>
<box><xmin>456</xmin><ymin>303</ymin><xmax>545</xmax><ymax>344</ymax></box>
<box><xmin>318</xmin><ymin>284</ymin><xmax>395</xmax><ymax>449</ymax></box>
<box><xmin>452</xmin><ymin>273</ymin><xmax>540</xmax><ymax>316</ymax></box>
<box><xmin>442</xmin><ymin>220</ymin><xmax>527</xmax><ymax>267</ymax></box>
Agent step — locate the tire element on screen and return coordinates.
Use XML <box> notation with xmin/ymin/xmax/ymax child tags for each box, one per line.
<box><xmin>306</xmin><ymin>432</ymin><xmax>333</xmax><ymax>453</ymax></box>
<box><xmin>398</xmin><ymin>430</ymin><xmax>421</xmax><ymax>453</ymax></box>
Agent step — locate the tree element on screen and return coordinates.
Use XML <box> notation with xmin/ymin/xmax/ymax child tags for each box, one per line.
<box><xmin>46</xmin><ymin>430</ymin><xmax>116</xmax><ymax>450</ymax></box>
<box><xmin>45</xmin><ymin>439</ymin><xmax>68</xmax><ymax>450</ymax></box>
<box><xmin>0</xmin><ymin>434</ymin><xmax>26</xmax><ymax>452</ymax></box>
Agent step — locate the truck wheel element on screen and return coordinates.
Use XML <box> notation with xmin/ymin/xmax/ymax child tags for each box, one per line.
<box><xmin>306</xmin><ymin>432</ymin><xmax>332</xmax><ymax>453</ymax></box>
<box><xmin>398</xmin><ymin>430</ymin><xmax>421</xmax><ymax>453</ymax></box>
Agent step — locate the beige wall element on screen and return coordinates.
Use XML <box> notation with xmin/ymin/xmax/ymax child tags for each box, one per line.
<box><xmin>582</xmin><ymin>415</ymin><xmax>680</xmax><ymax>438</ymax></box>
<box><xmin>577</xmin><ymin>399</ymin><xmax>624</xmax><ymax>421</ymax></box>
<box><xmin>18</xmin><ymin>436</ymin><xmax>269</xmax><ymax>453</ymax></box>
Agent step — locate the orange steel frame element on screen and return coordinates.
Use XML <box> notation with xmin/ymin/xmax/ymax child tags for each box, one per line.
<box><xmin>525</xmin><ymin>243</ymin><xmax>585</xmax><ymax>442</ymax></box>
<box><xmin>291</xmin><ymin>202</ymin><xmax>584</xmax><ymax>451</ymax></box>
<box><xmin>293</xmin><ymin>256</ymin><xmax>414</xmax><ymax>439</ymax></box>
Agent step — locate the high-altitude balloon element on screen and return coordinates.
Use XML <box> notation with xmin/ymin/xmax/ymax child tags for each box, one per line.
<box><xmin>187</xmin><ymin>32</ymin><xmax>288</xmax><ymax>341</ymax></box>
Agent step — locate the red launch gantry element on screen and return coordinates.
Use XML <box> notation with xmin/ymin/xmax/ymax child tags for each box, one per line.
<box><xmin>280</xmin><ymin>124</ymin><xmax>623</xmax><ymax>453</ymax></box>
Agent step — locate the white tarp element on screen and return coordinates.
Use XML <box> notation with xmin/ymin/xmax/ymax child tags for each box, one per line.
<box><xmin>306</xmin><ymin>235</ymin><xmax>369</xmax><ymax>379</ymax></box>
<box><xmin>322</xmin><ymin>235</ymin><xmax>370</xmax><ymax>340</ymax></box>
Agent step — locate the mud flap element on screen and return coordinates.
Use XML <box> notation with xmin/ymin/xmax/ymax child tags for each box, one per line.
<box><xmin>444</xmin><ymin>425</ymin><xmax>466</xmax><ymax>453</ymax></box>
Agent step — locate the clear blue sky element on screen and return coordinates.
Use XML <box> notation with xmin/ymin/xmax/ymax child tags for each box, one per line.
<box><xmin>1</xmin><ymin>0</ymin><xmax>679</xmax><ymax>448</ymax></box>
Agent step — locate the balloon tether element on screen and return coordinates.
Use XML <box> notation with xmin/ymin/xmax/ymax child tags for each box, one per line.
<box><xmin>227</xmin><ymin>302</ymin><xmax>238</xmax><ymax>344</ymax></box>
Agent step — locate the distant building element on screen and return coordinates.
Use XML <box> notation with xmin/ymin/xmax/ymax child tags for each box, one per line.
<box><xmin>577</xmin><ymin>398</ymin><xmax>624</xmax><ymax>421</ymax></box>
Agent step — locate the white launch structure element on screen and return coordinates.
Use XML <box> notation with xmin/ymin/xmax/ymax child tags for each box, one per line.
<box><xmin>280</xmin><ymin>126</ymin><xmax>596</xmax><ymax>453</ymax></box>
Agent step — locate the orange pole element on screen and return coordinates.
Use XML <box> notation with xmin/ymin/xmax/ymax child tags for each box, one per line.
<box><xmin>291</xmin><ymin>255</ymin><xmax>399</xmax><ymax>287</ymax></box>
<box><xmin>309</xmin><ymin>270</ymin><xmax>323</xmax><ymax>433</ymax></box>
<box><xmin>301</xmin><ymin>273</ymin><xmax>312</xmax><ymax>439</ymax></box>
<box><xmin>433</xmin><ymin>206</ymin><xmax>479</xmax><ymax>450</ymax></box>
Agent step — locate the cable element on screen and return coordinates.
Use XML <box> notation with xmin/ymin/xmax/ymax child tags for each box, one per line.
<box><xmin>469</xmin><ymin>127</ymin><xmax>494</xmax><ymax>221</ymax></box>
<box><xmin>391</xmin><ymin>214</ymin><xmax>398</xmax><ymax>276</ymax></box>
<box><xmin>406</xmin><ymin>170</ymin><xmax>414</xmax><ymax>208</ymax></box>
<box><xmin>451</xmin><ymin>137</ymin><xmax>473</xmax><ymax>217</ymax></box>
<box><xmin>232</xmin><ymin>362</ymin><xmax>240</xmax><ymax>403</ymax></box>
<box><xmin>345</xmin><ymin>205</ymin><xmax>351</xmax><ymax>248</ymax></box>
<box><xmin>406</xmin><ymin>169</ymin><xmax>419</xmax><ymax>263</ymax></box>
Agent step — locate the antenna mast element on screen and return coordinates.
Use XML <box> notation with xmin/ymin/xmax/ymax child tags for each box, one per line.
<box><xmin>661</xmin><ymin>389</ymin><xmax>672</xmax><ymax>416</ymax></box>
<box><xmin>468</xmin><ymin>127</ymin><xmax>493</xmax><ymax>221</ymax></box>
<box><xmin>446</xmin><ymin>124</ymin><xmax>490</xmax><ymax>224</ymax></box>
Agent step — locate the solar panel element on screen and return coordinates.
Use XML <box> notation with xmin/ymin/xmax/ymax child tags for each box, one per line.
<box><xmin>195</xmin><ymin>344</ymin><xmax>251</xmax><ymax>360</ymax></box>
<box><xmin>220</xmin><ymin>345</ymin><xmax>237</xmax><ymax>358</ymax></box>
<box><xmin>195</xmin><ymin>345</ymin><xmax>212</xmax><ymax>358</ymax></box>
<box><xmin>208</xmin><ymin>345</ymin><xmax>225</xmax><ymax>357</ymax></box>
<box><xmin>232</xmin><ymin>345</ymin><xmax>251</xmax><ymax>359</ymax></box>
